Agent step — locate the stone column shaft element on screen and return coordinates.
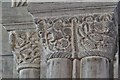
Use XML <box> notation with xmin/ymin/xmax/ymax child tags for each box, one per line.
<box><xmin>47</xmin><ymin>58</ymin><xmax>72</xmax><ymax>78</ymax></box>
<box><xmin>72</xmin><ymin>59</ymin><xmax>80</xmax><ymax>78</ymax></box>
<box><xmin>80</xmin><ymin>56</ymin><xmax>110</xmax><ymax>78</ymax></box>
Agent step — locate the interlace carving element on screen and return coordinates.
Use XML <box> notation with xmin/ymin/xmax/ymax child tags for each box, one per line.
<box><xmin>35</xmin><ymin>17</ymin><xmax>73</xmax><ymax>60</ymax></box>
<box><xmin>9</xmin><ymin>31</ymin><xmax>40</xmax><ymax>65</ymax></box>
<box><xmin>35</xmin><ymin>13</ymin><xmax>117</xmax><ymax>60</ymax></box>
<box><xmin>77</xmin><ymin>13</ymin><xmax>117</xmax><ymax>60</ymax></box>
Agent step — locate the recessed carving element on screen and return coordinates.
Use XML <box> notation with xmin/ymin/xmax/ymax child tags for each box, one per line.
<box><xmin>35</xmin><ymin>13</ymin><xmax>117</xmax><ymax>60</ymax></box>
<box><xmin>35</xmin><ymin>18</ymin><xmax>73</xmax><ymax>60</ymax></box>
<box><xmin>9</xmin><ymin>31</ymin><xmax>40</xmax><ymax>65</ymax></box>
<box><xmin>77</xmin><ymin>13</ymin><xmax>117</xmax><ymax>60</ymax></box>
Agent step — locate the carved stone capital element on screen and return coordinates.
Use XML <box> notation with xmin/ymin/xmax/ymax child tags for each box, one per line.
<box><xmin>76</xmin><ymin>13</ymin><xmax>117</xmax><ymax>60</ymax></box>
<box><xmin>35</xmin><ymin>17</ymin><xmax>73</xmax><ymax>60</ymax></box>
<box><xmin>35</xmin><ymin>13</ymin><xmax>117</xmax><ymax>60</ymax></box>
<box><xmin>9</xmin><ymin>31</ymin><xmax>40</xmax><ymax>72</ymax></box>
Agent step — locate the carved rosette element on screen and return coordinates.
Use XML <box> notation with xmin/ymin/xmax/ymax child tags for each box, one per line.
<box><xmin>35</xmin><ymin>13</ymin><xmax>117</xmax><ymax>61</ymax></box>
<box><xmin>9</xmin><ymin>31</ymin><xmax>40</xmax><ymax>72</ymax></box>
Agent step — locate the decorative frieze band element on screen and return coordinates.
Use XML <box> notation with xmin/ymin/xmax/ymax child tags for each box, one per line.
<box><xmin>46</xmin><ymin>52</ymin><xmax>72</xmax><ymax>60</ymax></box>
<box><xmin>9</xmin><ymin>31</ymin><xmax>40</xmax><ymax>72</ymax></box>
<box><xmin>35</xmin><ymin>13</ymin><xmax>117</xmax><ymax>60</ymax></box>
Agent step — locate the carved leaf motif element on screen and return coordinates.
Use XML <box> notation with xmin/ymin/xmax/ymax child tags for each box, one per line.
<box><xmin>39</xmin><ymin>18</ymin><xmax>72</xmax><ymax>53</ymax></box>
<box><xmin>55</xmin><ymin>38</ymin><xmax>69</xmax><ymax>49</ymax></box>
<box><xmin>47</xmin><ymin>32</ymin><xmax>54</xmax><ymax>41</ymax></box>
<box><xmin>63</xmin><ymin>28</ymin><xmax>72</xmax><ymax>36</ymax></box>
<box><xmin>91</xmin><ymin>22</ymin><xmax>109</xmax><ymax>33</ymax></box>
<box><xmin>89</xmin><ymin>33</ymin><xmax>103</xmax><ymax>42</ymax></box>
<box><xmin>82</xmin><ymin>39</ymin><xmax>97</xmax><ymax>49</ymax></box>
<box><xmin>83</xmin><ymin>16</ymin><xmax>94</xmax><ymax>22</ymax></box>
<box><xmin>53</xmin><ymin>21</ymin><xmax>63</xmax><ymax>31</ymax></box>
<box><xmin>15</xmin><ymin>32</ymin><xmax>27</xmax><ymax>47</ymax></box>
<box><xmin>100</xmin><ymin>14</ymin><xmax>112</xmax><ymax>22</ymax></box>
<box><xmin>61</xmin><ymin>39</ymin><xmax>69</xmax><ymax>48</ymax></box>
<box><xmin>77</xmin><ymin>13</ymin><xmax>116</xmax><ymax>59</ymax></box>
<box><xmin>11</xmin><ymin>31</ymin><xmax>40</xmax><ymax>65</ymax></box>
<box><xmin>35</xmin><ymin>13</ymin><xmax>116</xmax><ymax>60</ymax></box>
<box><xmin>98</xmin><ymin>36</ymin><xmax>114</xmax><ymax>51</ymax></box>
<box><xmin>82</xmin><ymin>22</ymin><xmax>89</xmax><ymax>34</ymax></box>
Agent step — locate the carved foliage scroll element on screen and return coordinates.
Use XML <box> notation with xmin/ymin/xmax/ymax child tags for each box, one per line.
<box><xmin>35</xmin><ymin>13</ymin><xmax>117</xmax><ymax>60</ymax></box>
<box><xmin>9</xmin><ymin>31</ymin><xmax>40</xmax><ymax>65</ymax></box>
<box><xmin>77</xmin><ymin>13</ymin><xmax>117</xmax><ymax>59</ymax></box>
<box><xmin>35</xmin><ymin>18</ymin><xmax>73</xmax><ymax>60</ymax></box>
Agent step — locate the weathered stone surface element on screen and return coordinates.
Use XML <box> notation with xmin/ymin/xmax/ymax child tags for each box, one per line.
<box><xmin>0</xmin><ymin>25</ymin><xmax>2</xmax><ymax>56</ymax></box>
<box><xmin>72</xmin><ymin>59</ymin><xmax>80</xmax><ymax>78</ymax></box>
<box><xmin>28</xmin><ymin>2</ymin><xmax>117</xmax><ymax>18</ymax></box>
<box><xmin>80</xmin><ymin>56</ymin><xmax>110</xmax><ymax>78</ymax></box>
<box><xmin>29</xmin><ymin>2</ymin><xmax>118</xmax><ymax>78</ymax></box>
<box><xmin>114</xmin><ymin>52</ymin><xmax>118</xmax><ymax>78</ymax></box>
<box><xmin>40</xmin><ymin>46</ymin><xmax>47</xmax><ymax>78</ymax></box>
<box><xmin>13</xmin><ymin>55</ymin><xmax>19</xmax><ymax>78</ymax></box>
<box><xmin>1</xmin><ymin>1</ymin><xmax>119</xmax><ymax>79</ymax></box>
<box><xmin>1</xmin><ymin>27</ymin><xmax>11</xmax><ymax>55</ymax></box>
<box><xmin>9</xmin><ymin>30</ymin><xmax>40</xmax><ymax>78</ymax></box>
<box><xmin>27</xmin><ymin>0</ymin><xmax>118</xmax><ymax>2</ymax></box>
<box><xmin>9</xmin><ymin>31</ymin><xmax>40</xmax><ymax>66</ymax></box>
<box><xmin>47</xmin><ymin>58</ymin><xmax>72</xmax><ymax>78</ymax></box>
<box><xmin>35</xmin><ymin>17</ymin><xmax>73</xmax><ymax>60</ymax></box>
<box><xmin>2</xmin><ymin>56</ymin><xmax>14</xmax><ymax>78</ymax></box>
<box><xmin>0</xmin><ymin>56</ymin><xmax>2</xmax><ymax>79</ymax></box>
<box><xmin>2</xmin><ymin>6</ymin><xmax>35</xmax><ymax>31</ymax></box>
<box><xmin>19</xmin><ymin>68</ymin><xmax>40</xmax><ymax>78</ymax></box>
<box><xmin>35</xmin><ymin>13</ymin><xmax>117</xmax><ymax>60</ymax></box>
<box><xmin>76</xmin><ymin>13</ymin><xmax>117</xmax><ymax>60</ymax></box>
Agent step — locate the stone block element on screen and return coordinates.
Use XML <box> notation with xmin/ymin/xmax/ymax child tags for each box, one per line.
<box><xmin>1</xmin><ymin>27</ymin><xmax>11</xmax><ymax>56</ymax></box>
<box><xmin>2</xmin><ymin>55</ymin><xmax>13</xmax><ymax>78</ymax></box>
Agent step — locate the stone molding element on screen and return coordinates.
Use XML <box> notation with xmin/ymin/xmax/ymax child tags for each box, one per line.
<box><xmin>2</xmin><ymin>7</ymin><xmax>35</xmax><ymax>31</ymax></box>
<box><xmin>28</xmin><ymin>2</ymin><xmax>117</xmax><ymax>18</ymax></box>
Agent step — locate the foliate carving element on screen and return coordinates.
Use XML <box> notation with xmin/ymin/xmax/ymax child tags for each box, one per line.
<box><xmin>9</xmin><ymin>31</ymin><xmax>40</xmax><ymax>65</ymax></box>
<box><xmin>77</xmin><ymin>13</ymin><xmax>117</xmax><ymax>60</ymax></box>
<box><xmin>35</xmin><ymin>13</ymin><xmax>117</xmax><ymax>60</ymax></box>
<box><xmin>35</xmin><ymin>17</ymin><xmax>73</xmax><ymax>59</ymax></box>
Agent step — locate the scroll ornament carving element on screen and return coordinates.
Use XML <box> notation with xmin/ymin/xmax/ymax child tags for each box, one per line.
<box><xmin>35</xmin><ymin>13</ymin><xmax>117</xmax><ymax>60</ymax></box>
<box><xmin>77</xmin><ymin>13</ymin><xmax>117</xmax><ymax>60</ymax></box>
<box><xmin>35</xmin><ymin>18</ymin><xmax>73</xmax><ymax>60</ymax></box>
<box><xmin>9</xmin><ymin>31</ymin><xmax>40</xmax><ymax>66</ymax></box>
